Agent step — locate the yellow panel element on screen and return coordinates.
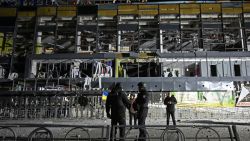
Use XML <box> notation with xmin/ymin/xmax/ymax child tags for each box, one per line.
<box><xmin>139</xmin><ymin>5</ymin><xmax>158</xmax><ymax>10</ymax></box>
<box><xmin>2</xmin><ymin>47</ymin><xmax>12</xmax><ymax>55</ymax></box>
<box><xmin>57</xmin><ymin>6</ymin><xmax>76</xmax><ymax>11</ymax></box>
<box><xmin>0</xmin><ymin>33</ymin><xmax>3</xmax><ymax>43</ymax></box>
<box><xmin>222</xmin><ymin>8</ymin><xmax>242</xmax><ymax>14</ymax></box>
<box><xmin>0</xmin><ymin>8</ymin><xmax>16</xmax><ymax>17</ymax></box>
<box><xmin>180</xmin><ymin>4</ymin><xmax>200</xmax><ymax>9</ymax></box>
<box><xmin>98</xmin><ymin>10</ymin><xmax>117</xmax><ymax>17</ymax></box>
<box><xmin>57</xmin><ymin>11</ymin><xmax>76</xmax><ymax>17</ymax></box>
<box><xmin>159</xmin><ymin>4</ymin><xmax>179</xmax><ymax>14</ymax></box>
<box><xmin>118</xmin><ymin>5</ymin><xmax>137</xmax><ymax>10</ymax></box>
<box><xmin>118</xmin><ymin>10</ymin><xmax>138</xmax><ymax>15</ymax></box>
<box><xmin>139</xmin><ymin>53</ymin><xmax>155</xmax><ymax>58</ymax></box>
<box><xmin>139</xmin><ymin>53</ymin><xmax>147</xmax><ymax>58</ymax></box>
<box><xmin>180</xmin><ymin>8</ymin><xmax>200</xmax><ymax>15</ymax></box>
<box><xmin>0</xmin><ymin>34</ymin><xmax>2</xmax><ymax>55</ymax></box>
<box><xmin>115</xmin><ymin>53</ymin><xmax>123</xmax><ymax>59</ymax></box>
<box><xmin>138</xmin><ymin>4</ymin><xmax>158</xmax><ymax>15</ymax></box>
<box><xmin>37</xmin><ymin>7</ymin><xmax>56</xmax><ymax>16</ymax></box>
<box><xmin>118</xmin><ymin>5</ymin><xmax>138</xmax><ymax>15</ymax></box>
<box><xmin>139</xmin><ymin>10</ymin><xmax>158</xmax><ymax>15</ymax></box>
<box><xmin>201</xmin><ymin>4</ymin><xmax>221</xmax><ymax>13</ymax></box>
<box><xmin>57</xmin><ymin>6</ymin><xmax>76</xmax><ymax>17</ymax></box>
<box><xmin>35</xmin><ymin>47</ymin><xmax>43</xmax><ymax>54</ymax></box>
<box><xmin>18</xmin><ymin>11</ymin><xmax>36</xmax><ymax>17</ymax></box>
<box><xmin>243</xmin><ymin>3</ymin><xmax>250</xmax><ymax>12</ymax></box>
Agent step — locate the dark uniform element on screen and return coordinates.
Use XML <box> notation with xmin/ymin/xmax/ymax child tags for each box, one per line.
<box><xmin>164</xmin><ymin>94</ymin><xmax>177</xmax><ymax>125</ymax></box>
<box><xmin>106</xmin><ymin>83</ymin><xmax>130</xmax><ymax>141</ymax></box>
<box><xmin>134</xmin><ymin>82</ymin><xmax>149</xmax><ymax>141</ymax></box>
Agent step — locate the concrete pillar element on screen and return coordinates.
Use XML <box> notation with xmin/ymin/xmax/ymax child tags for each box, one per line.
<box><xmin>117</xmin><ymin>31</ymin><xmax>121</xmax><ymax>52</ymax></box>
<box><xmin>239</xmin><ymin>20</ymin><xmax>245</xmax><ymax>51</ymax></box>
<box><xmin>77</xmin><ymin>31</ymin><xmax>81</xmax><ymax>52</ymax></box>
<box><xmin>160</xmin><ymin>29</ymin><xmax>163</xmax><ymax>53</ymax></box>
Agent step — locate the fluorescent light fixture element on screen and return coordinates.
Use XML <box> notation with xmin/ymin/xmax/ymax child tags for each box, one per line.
<box><xmin>140</xmin><ymin>15</ymin><xmax>155</xmax><ymax>19</ymax></box>
<box><xmin>181</xmin><ymin>15</ymin><xmax>197</xmax><ymax>19</ymax></box>
<box><xmin>201</xmin><ymin>14</ymin><xmax>218</xmax><ymax>18</ymax></box>
<box><xmin>79</xmin><ymin>16</ymin><xmax>93</xmax><ymax>21</ymax></box>
<box><xmin>60</xmin><ymin>17</ymin><xmax>73</xmax><ymax>20</ymax></box>
<box><xmin>98</xmin><ymin>17</ymin><xmax>113</xmax><ymax>20</ymax></box>
<box><xmin>119</xmin><ymin>16</ymin><xmax>134</xmax><ymax>20</ymax></box>
<box><xmin>244</xmin><ymin>13</ymin><xmax>250</xmax><ymax>18</ymax></box>
<box><xmin>160</xmin><ymin>15</ymin><xmax>177</xmax><ymax>19</ymax></box>
<box><xmin>223</xmin><ymin>14</ymin><xmax>239</xmax><ymax>18</ymax></box>
<box><xmin>180</xmin><ymin>21</ymin><xmax>190</xmax><ymax>25</ymax></box>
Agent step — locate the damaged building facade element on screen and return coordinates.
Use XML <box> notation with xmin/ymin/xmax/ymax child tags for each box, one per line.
<box><xmin>0</xmin><ymin>1</ymin><xmax>250</xmax><ymax>120</ymax></box>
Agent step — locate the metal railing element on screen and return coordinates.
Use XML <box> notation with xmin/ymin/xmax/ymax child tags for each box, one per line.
<box><xmin>1</xmin><ymin>94</ymin><xmax>250</xmax><ymax>121</ymax></box>
<box><xmin>0</xmin><ymin>124</ymin><xmax>243</xmax><ymax>141</ymax></box>
<box><xmin>0</xmin><ymin>94</ymin><xmax>106</xmax><ymax>120</ymax></box>
<box><xmin>0</xmin><ymin>124</ymin><xmax>109</xmax><ymax>141</ymax></box>
<box><xmin>112</xmin><ymin>125</ymin><xmax>238</xmax><ymax>141</ymax></box>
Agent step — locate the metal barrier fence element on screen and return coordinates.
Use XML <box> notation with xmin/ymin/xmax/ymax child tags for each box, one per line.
<box><xmin>0</xmin><ymin>124</ymin><xmax>109</xmax><ymax>141</ymax></box>
<box><xmin>147</xmin><ymin>106</ymin><xmax>250</xmax><ymax>121</ymax></box>
<box><xmin>0</xmin><ymin>95</ymin><xmax>106</xmax><ymax>120</ymax></box>
<box><xmin>0</xmin><ymin>124</ymin><xmax>243</xmax><ymax>141</ymax></box>
<box><xmin>112</xmin><ymin>125</ymin><xmax>239</xmax><ymax>141</ymax></box>
<box><xmin>1</xmin><ymin>94</ymin><xmax>250</xmax><ymax>121</ymax></box>
<box><xmin>176</xmin><ymin>107</ymin><xmax>250</xmax><ymax>120</ymax></box>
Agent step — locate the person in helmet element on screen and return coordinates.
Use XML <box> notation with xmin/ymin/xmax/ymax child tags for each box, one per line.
<box><xmin>106</xmin><ymin>83</ymin><xmax>130</xmax><ymax>141</ymax></box>
<box><xmin>133</xmin><ymin>82</ymin><xmax>149</xmax><ymax>141</ymax></box>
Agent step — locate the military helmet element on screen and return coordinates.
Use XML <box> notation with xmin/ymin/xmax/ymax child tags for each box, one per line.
<box><xmin>137</xmin><ymin>82</ymin><xmax>146</xmax><ymax>87</ymax></box>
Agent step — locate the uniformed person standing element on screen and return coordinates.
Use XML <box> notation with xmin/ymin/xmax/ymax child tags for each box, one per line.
<box><xmin>106</xmin><ymin>83</ymin><xmax>130</xmax><ymax>141</ymax></box>
<box><xmin>164</xmin><ymin>93</ymin><xmax>177</xmax><ymax>125</ymax></box>
<box><xmin>134</xmin><ymin>82</ymin><xmax>149</xmax><ymax>141</ymax></box>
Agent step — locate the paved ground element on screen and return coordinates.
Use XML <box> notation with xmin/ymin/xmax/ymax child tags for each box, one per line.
<box><xmin>1</xmin><ymin>107</ymin><xmax>250</xmax><ymax>140</ymax></box>
<box><xmin>0</xmin><ymin>118</ymin><xmax>249</xmax><ymax>140</ymax></box>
